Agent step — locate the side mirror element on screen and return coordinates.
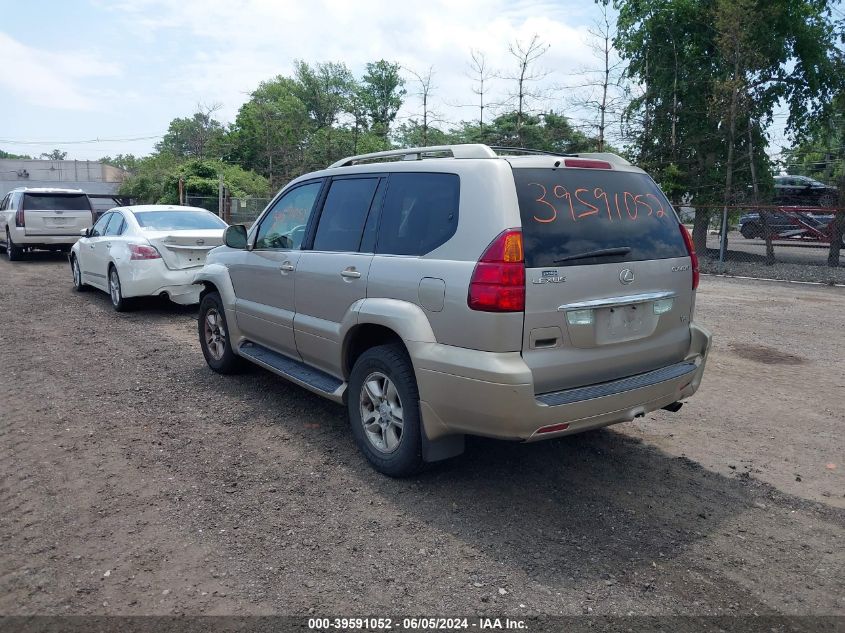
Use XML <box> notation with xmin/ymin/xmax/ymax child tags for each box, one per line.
<box><xmin>80</xmin><ymin>228</ymin><xmax>90</xmax><ymax>237</ymax></box>
<box><xmin>223</xmin><ymin>224</ymin><xmax>248</xmax><ymax>249</ymax></box>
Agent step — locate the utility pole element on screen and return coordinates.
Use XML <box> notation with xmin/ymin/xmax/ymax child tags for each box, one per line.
<box><xmin>218</xmin><ymin>175</ymin><xmax>224</xmax><ymax>218</ymax></box>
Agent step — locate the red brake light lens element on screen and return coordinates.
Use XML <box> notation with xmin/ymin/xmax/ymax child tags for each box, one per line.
<box><xmin>563</xmin><ymin>158</ymin><xmax>612</xmax><ymax>169</ymax></box>
<box><xmin>679</xmin><ymin>224</ymin><xmax>699</xmax><ymax>290</ymax></box>
<box><xmin>468</xmin><ymin>229</ymin><xmax>525</xmax><ymax>312</ymax></box>
<box><xmin>129</xmin><ymin>244</ymin><xmax>161</xmax><ymax>260</ymax></box>
<box><xmin>15</xmin><ymin>199</ymin><xmax>25</xmax><ymax>227</ymax></box>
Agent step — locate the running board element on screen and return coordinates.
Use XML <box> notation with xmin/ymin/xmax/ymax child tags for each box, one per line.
<box><xmin>238</xmin><ymin>341</ymin><xmax>345</xmax><ymax>400</ymax></box>
<box><xmin>536</xmin><ymin>360</ymin><xmax>698</xmax><ymax>407</ymax></box>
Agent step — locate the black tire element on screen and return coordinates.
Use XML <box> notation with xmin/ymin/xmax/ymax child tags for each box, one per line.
<box><xmin>70</xmin><ymin>255</ymin><xmax>88</xmax><ymax>292</ymax></box>
<box><xmin>6</xmin><ymin>230</ymin><xmax>23</xmax><ymax>261</ymax></box>
<box><xmin>740</xmin><ymin>223</ymin><xmax>760</xmax><ymax>239</ymax></box>
<box><xmin>198</xmin><ymin>291</ymin><xmax>242</xmax><ymax>374</ymax></box>
<box><xmin>819</xmin><ymin>194</ymin><xmax>837</xmax><ymax>209</ymax></box>
<box><xmin>348</xmin><ymin>343</ymin><xmax>423</xmax><ymax>477</ymax></box>
<box><xmin>108</xmin><ymin>265</ymin><xmax>130</xmax><ymax>312</ymax></box>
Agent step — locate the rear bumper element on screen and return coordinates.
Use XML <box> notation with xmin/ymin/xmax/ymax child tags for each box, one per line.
<box><xmin>119</xmin><ymin>260</ymin><xmax>203</xmax><ymax>304</ymax></box>
<box><xmin>412</xmin><ymin>323</ymin><xmax>711</xmax><ymax>442</ymax></box>
<box><xmin>11</xmin><ymin>230</ymin><xmax>81</xmax><ymax>246</ymax></box>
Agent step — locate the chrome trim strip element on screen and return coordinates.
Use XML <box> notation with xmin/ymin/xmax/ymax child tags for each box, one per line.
<box><xmin>558</xmin><ymin>291</ymin><xmax>676</xmax><ymax>312</ymax></box>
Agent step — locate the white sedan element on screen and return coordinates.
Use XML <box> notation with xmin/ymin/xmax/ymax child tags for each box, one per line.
<box><xmin>70</xmin><ymin>205</ymin><xmax>227</xmax><ymax>311</ymax></box>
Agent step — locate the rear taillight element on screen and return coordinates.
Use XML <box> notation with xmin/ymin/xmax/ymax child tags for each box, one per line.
<box><xmin>468</xmin><ymin>229</ymin><xmax>525</xmax><ymax>312</ymax></box>
<box><xmin>679</xmin><ymin>224</ymin><xmax>699</xmax><ymax>290</ymax></box>
<box><xmin>15</xmin><ymin>204</ymin><xmax>24</xmax><ymax>227</ymax></box>
<box><xmin>129</xmin><ymin>244</ymin><xmax>161</xmax><ymax>260</ymax></box>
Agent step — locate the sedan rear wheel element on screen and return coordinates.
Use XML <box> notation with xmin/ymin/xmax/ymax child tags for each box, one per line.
<box><xmin>109</xmin><ymin>266</ymin><xmax>129</xmax><ymax>312</ymax></box>
<box><xmin>71</xmin><ymin>256</ymin><xmax>87</xmax><ymax>291</ymax></box>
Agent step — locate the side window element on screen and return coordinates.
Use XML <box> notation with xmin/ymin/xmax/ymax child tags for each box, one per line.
<box><xmin>376</xmin><ymin>173</ymin><xmax>460</xmax><ymax>256</ymax></box>
<box><xmin>312</xmin><ymin>178</ymin><xmax>380</xmax><ymax>252</ymax></box>
<box><xmin>90</xmin><ymin>213</ymin><xmax>112</xmax><ymax>237</ymax></box>
<box><xmin>0</xmin><ymin>195</ymin><xmax>8</xmax><ymax>211</ymax></box>
<box><xmin>104</xmin><ymin>213</ymin><xmax>124</xmax><ymax>236</ymax></box>
<box><xmin>254</xmin><ymin>182</ymin><xmax>322</xmax><ymax>250</ymax></box>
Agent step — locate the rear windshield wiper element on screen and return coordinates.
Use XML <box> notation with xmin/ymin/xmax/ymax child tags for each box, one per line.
<box><xmin>554</xmin><ymin>247</ymin><xmax>632</xmax><ymax>264</ymax></box>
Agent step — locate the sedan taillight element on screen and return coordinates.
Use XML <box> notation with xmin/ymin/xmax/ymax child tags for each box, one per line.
<box><xmin>129</xmin><ymin>244</ymin><xmax>161</xmax><ymax>260</ymax></box>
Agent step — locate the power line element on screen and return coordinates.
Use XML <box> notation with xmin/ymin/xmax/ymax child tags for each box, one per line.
<box><xmin>0</xmin><ymin>135</ymin><xmax>163</xmax><ymax>145</ymax></box>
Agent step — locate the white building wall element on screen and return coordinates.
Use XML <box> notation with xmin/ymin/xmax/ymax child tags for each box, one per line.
<box><xmin>0</xmin><ymin>159</ymin><xmax>128</xmax><ymax>213</ymax></box>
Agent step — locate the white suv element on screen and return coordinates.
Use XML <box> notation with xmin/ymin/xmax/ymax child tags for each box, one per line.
<box><xmin>0</xmin><ymin>187</ymin><xmax>94</xmax><ymax>260</ymax></box>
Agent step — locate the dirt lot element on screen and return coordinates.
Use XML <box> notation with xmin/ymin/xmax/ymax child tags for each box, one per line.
<box><xmin>1</xmin><ymin>254</ymin><xmax>843</xmax><ymax>617</ymax></box>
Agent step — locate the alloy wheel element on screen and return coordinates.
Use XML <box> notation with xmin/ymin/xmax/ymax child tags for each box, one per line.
<box><xmin>359</xmin><ymin>371</ymin><xmax>404</xmax><ymax>453</ymax></box>
<box><xmin>73</xmin><ymin>259</ymin><xmax>81</xmax><ymax>288</ymax></box>
<box><xmin>204</xmin><ymin>309</ymin><xmax>227</xmax><ymax>361</ymax></box>
<box><xmin>109</xmin><ymin>269</ymin><xmax>121</xmax><ymax>306</ymax></box>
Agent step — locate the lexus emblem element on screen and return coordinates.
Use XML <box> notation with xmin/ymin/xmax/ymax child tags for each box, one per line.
<box><xmin>619</xmin><ymin>268</ymin><xmax>635</xmax><ymax>284</ymax></box>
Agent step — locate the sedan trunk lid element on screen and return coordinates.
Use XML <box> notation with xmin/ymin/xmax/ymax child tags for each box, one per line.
<box><xmin>144</xmin><ymin>230</ymin><xmax>224</xmax><ymax>269</ymax></box>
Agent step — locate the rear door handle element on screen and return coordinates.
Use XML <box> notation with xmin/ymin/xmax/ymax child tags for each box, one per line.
<box><xmin>279</xmin><ymin>261</ymin><xmax>295</xmax><ymax>272</ymax></box>
<box><xmin>340</xmin><ymin>268</ymin><xmax>361</xmax><ymax>279</ymax></box>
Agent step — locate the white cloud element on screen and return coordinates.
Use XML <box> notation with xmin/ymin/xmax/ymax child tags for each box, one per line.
<box><xmin>105</xmin><ymin>0</ymin><xmax>601</xmax><ymax>128</ymax></box>
<box><xmin>0</xmin><ymin>32</ymin><xmax>121</xmax><ymax>111</ymax></box>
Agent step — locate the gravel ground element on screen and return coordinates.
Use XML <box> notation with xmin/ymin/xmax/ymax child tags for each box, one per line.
<box><xmin>700</xmin><ymin>258</ymin><xmax>845</xmax><ymax>285</ymax></box>
<box><xmin>1</xmin><ymin>254</ymin><xmax>843</xmax><ymax>618</ymax></box>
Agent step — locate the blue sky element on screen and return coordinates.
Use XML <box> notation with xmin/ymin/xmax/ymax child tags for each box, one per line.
<box><xmin>1</xmin><ymin>0</ymin><xmax>608</xmax><ymax>160</ymax></box>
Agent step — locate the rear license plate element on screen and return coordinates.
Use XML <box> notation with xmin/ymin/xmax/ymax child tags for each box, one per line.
<box><xmin>596</xmin><ymin>304</ymin><xmax>647</xmax><ymax>343</ymax></box>
<box><xmin>46</xmin><ymin>217</ymin><xmax>70</xmax><ymax>227</ymax></box>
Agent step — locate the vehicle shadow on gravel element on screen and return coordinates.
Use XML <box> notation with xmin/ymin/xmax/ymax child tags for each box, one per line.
<box><xmin>7</xmin><ymin>251</ymin><xmax>70</xmax><ymax>264</ymax></box>
<box><xmin>79</xmin><ymin>284</ymin><xmax>198</xmax><ymax>319</ymax></box>
<box><xmin>379</xmin><ymin>430</ymin><xmax>840</xmax><ymax>587</ymax></box>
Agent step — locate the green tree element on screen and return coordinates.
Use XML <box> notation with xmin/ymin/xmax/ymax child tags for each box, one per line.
<box><xmin>0</xmin><ymin>149</ymin><xmax>32</xmax><ymax>159</ymax></box>
<box><xmin>229</xmin><ymin>76</ymin><xmax>311</xmax><ymax>188</ymax></box>
<box><xmin>99</xmin><ymin>154</ymin><xmax>140</xmax><ymax>172</ymax></box>
<box><xmin>394</xmin><ymin>121</ymin><xmax>453</xmax><ymax>148</ymax></box>
<box><xmin>359</xmin><ymin>60</ymin><xmax>406</xmax><ymax>139</ymax></box>
<box><xmin>40</xmin><ymin>149</ymin><xmax>68</xmax><ymax>160</ymax></box>
<box><xmin>293</xmin><ymin>60</ymin><xmax>356</xmax><ymax>128</ymax></box>
<box><xmin>156</xmin><ymin>105</ymin><xmax>227</xmax><ymax>160</ymax></box>
<box><xmin>119</xmin><ymin>157</ymin><xmax>268</xmax><ymax>205</ymax></box>
<box><xmin>615</xmin><ymin>0</ymin><xmax>843</xmax><ymax>253</ymax></box>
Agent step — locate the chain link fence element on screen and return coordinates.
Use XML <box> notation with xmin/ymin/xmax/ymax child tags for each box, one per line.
<box><xmin>184</xmin><ymin>195</ymin><xmax>270</xmax><ymax>227</ymax></box>
<box><xmin>678</xmin><ymin>203</ymin><xmax>845</xmax><ymax>285</ymax></box>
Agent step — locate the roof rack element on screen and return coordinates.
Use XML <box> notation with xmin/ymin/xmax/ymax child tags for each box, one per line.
<box><xmin>489</xmin><ymin>146</ymin><xmax>573</xmax><ymax>157</ymax></box>
<box><xmin>328</xmin><ymin>144</ymin><xmax>632</xmax><ymax>169</ymax></box>
<box><xmin>329</xmin><ymin>144</ymin><xmax>497</xmax><ymax>168</ymax></box>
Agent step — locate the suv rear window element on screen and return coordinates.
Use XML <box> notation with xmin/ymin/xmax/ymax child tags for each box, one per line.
<box><xmin>23</xmin><ymin>193</ymin><xmax>91</xmax><ymax>211</ymax></box>
<box><xmin>513</xmin><ymin>168</ymin><xmax>686</xmax><ymax>268</ymax></box>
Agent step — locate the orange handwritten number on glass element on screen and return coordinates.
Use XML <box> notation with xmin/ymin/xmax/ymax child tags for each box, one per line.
<box><xmin>574</xmin><ymin>188</ymin><xmax>599</xmax><ymax>218</ymax></box>
<box><xmin>530</xmin><ymin>183</ymin><xmax>557</xmax><ymax>223</ymax></box>
<box><xmin>623</xmin><ymin>192</ymin><xmax>638</xmax><ymax>220</ymax></box>
<box><xmin>645</xmin><ymin>194</ymin><xmax>665</xmax><ymax>218</ymax></box>
<box><xmin>594</xmin><ymin>188</ymin><xmax>613</xmax><ymax>221</ymax></box>
<box><xmin>553</xmin><ymin>185</ymin><xmax>576</xmax><ymax>221</ymax></box>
